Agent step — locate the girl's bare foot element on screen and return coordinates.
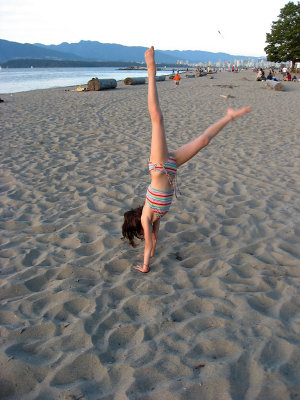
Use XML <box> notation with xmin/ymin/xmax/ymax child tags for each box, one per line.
<box><xmin>226</xmin><ymin>107</ymin><xmax>252</xmax><ymax>120</ymax></box>
<box><xmin>145</xmin><ymin>46</ymin><xmax>156</xmax><ymax>76</ymax></box>
<box><xmin>134</xmin><ymin>264</ymin><xmax>150</xmax><ymax>273</ymax></box>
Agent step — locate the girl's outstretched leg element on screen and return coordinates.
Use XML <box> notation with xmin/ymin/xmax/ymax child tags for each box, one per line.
<box><xmin>173</xmin><ymin>107</ymin><xmax>251</xmax><ymax>167</ymax></box>
<box><xmin>145</xmin><ymin>46</ymin><xmax>168</xmax><ymax>164</ymax></box>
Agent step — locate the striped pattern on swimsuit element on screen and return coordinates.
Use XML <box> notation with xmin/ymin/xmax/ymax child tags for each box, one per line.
<box><xmin>148</xmin><ymin>154</ymin><xmax>180</xmax><ymax>198</ymax></box>
<box><xmin>146</xmin><ymin>185</ymin><xmax>174</xmax><ymax>218</ymax></box>
<box><xmin>148</xmin><ymin>154</ymin><xmax>177</xmax><ymax>186</ymax></box>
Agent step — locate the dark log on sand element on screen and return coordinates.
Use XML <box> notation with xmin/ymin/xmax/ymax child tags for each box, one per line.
<box><xmin>264</xmin><ymin>80</ymin><xmax>284</xmax><ymax>91</ymax></box>
<box><xmin>87</xmin><ymin>78</ymin><xmax>117</xmax><ymax>91</ymax></box>
<box><xmin>124</xmin><ymin>77</ymin><xmax>146</xmax><ymax>85</ymax></box>
<box><xmin>155</xmin><ymin>75</ymin><xmax>166</xmax><ymax>81</ymax></box>
<box><xmin>186</xmin><ymin>74</ymin><xmax>195</xmax><ymax>78</ymax></box>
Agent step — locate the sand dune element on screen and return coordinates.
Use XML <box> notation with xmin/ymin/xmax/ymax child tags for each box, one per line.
<box><xmin>1</xmin><ymin>71</ymin><xmax>300</xmax><ymax>399</ymax></box>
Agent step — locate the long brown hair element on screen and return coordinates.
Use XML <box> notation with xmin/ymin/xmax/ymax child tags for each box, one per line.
<box><xmin>121</xmin><ymin>206</ymin><xmax>144</xmax><ymax>247</ymax></box>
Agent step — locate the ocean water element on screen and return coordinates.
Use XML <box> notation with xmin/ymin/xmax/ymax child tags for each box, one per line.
<box><xmin>0</xmin><ymin>67</ymin><xmax>173</xmax><ymax>94</ymax></box>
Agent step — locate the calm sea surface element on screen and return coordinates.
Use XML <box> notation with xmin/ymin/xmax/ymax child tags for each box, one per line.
<box><xmin>0</xmin><ymin>67</ymin><xmax>173</xmax><ymax>94</ymax></box>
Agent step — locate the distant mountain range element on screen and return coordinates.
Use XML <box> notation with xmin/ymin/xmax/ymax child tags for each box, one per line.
<box><xmin>0</xmin><ymin>39</ymin><xmax>263</xmax><ymax>66</ymax></box>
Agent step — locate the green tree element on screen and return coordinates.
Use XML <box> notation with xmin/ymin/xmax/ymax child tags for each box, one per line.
<box><xmin>264</xmin><ymin>1</ymin><xmax>300</xmax><ymax>69</ymax></box>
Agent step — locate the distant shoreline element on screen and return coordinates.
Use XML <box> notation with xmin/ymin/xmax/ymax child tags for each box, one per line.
<box><xmin>0</xmin><ymin>58</ymin><xmax>181</xmax><ymax>69</ymax></box>
<box><xmin>0</xmin><ymin>65</ymin><xmax>177</xmax><ymax>94</ymax></box>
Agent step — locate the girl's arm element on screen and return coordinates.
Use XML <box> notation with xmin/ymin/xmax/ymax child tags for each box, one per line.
<box><xmin>151</xmin><ymin>219</ymin><xmax>160</xmax><ymax>257</ymax></box>
<box><xmin>134</xmin><ymin>216</ymin><xmax>153</xmax><ymax>273</ymax></box>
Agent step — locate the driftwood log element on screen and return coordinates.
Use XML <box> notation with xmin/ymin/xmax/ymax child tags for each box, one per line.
<box><xmin>87</xmin><ymin>78</ymin><xmax>117</xmax><ymax>91</ymax></box>
<box><xmin>124</xmin><ymin>77</ymin><xmax>146</xmax><ymax>85</ymax></box>
<box><xmin>264</xmin><ymin>80</ymin><xmax>284</xmax><ymax>91</ymax></box>
<box><xmin>155</xmin><ymin>75</ymin><xmax>166</xmax><ymax>81</ymax></box>
<box><xmin>186</xmin><ymin>74</ymin><xmax>195</xmax><ymax>78</ymax></box>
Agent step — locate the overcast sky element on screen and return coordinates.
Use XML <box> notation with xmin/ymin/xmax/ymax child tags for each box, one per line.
<box><xmin>0</xmin><ymin>0</ymin><xmax>289</xmax><ymax>57</ymax></box>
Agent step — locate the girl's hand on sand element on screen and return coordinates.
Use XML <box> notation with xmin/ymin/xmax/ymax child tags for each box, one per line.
<box><xmin>134</xmin><ymin>264</ymin><xmax>150</xmax><ymax>273</ymax></box>
<box><xmin>227</xmin><ymin>107</ymin><xmax>252</xmax><ymax>120</ymax></box>
<box><xmin>144</xmin><ymin>46</ymin><xmax>156</xmax><ymax>76</ymax></box>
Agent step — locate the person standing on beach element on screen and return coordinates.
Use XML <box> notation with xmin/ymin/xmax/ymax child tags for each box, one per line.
<box><xmin>282</xmin><ymin>66</ymin><xmax>287</xmax><ymax>78</ymax></box>
<box><xmin>173</xmin><ymin>72</ymin><xmax>181</xmax><ymax>87</ymax></box>
<box><xmin>122</xmin><ymin>46</ymin><xmax>251</xmax><ymax>273</ymax></box>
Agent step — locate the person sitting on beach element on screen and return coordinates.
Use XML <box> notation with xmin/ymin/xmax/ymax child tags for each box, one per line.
<box><xmin>256</xmin><ymin>68</ymin><xmax>266</xmax><ymax>81</ymax></box>
<box><xmin>256</xmin><ymin>68</ymin><xmax>262</xmax><ymax>81</ymax></box>
<box><xmin>173</xmin><ymin>72</ymin><xmax>181</xmax><ymax>87</ymax></box>
<box><xmin>284</xmin><ymin>72</ymin><xmax>292</xmax><ymax>81</ymax></box>
<box><xmin>121</xmin><ymin>46</ymin><xmax>251</xmax><ymax>273</ymax></box>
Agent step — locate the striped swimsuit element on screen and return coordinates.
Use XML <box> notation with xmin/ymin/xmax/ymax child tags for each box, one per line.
<box><xmin>146</xmin><ymin>154</ymin><xmax>178</xmax><ymax>218</ymax></box>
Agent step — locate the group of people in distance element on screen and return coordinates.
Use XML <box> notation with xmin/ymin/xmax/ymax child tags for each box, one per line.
<box><xmin>256</xmin><ymin>67</ymin><xmax>297</xmax><ymax>82</ymax></box>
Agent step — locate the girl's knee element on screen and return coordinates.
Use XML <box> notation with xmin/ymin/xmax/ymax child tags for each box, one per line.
<box><xmin>151</xmin><ymin>110</ymin><xmax>163</xmax><ymax>124</ymax></box>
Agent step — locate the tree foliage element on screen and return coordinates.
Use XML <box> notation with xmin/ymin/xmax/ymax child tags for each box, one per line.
<box><xmin>264</xmin><ymin>1</ymin><xmax>300</xmax><ymax>67</ymax></box>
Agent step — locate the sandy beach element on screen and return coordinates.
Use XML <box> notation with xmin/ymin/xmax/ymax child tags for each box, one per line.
<box><xmin>1</xmin><ymin>70</ymin><xmax>300</xmax><ymax>400</ymax></box>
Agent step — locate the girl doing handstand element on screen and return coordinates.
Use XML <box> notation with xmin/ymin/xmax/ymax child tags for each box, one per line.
<box><xmin>122</xmin><ymin>46</ymin><xmax>251</xmax><ymax>273</ymax></box>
